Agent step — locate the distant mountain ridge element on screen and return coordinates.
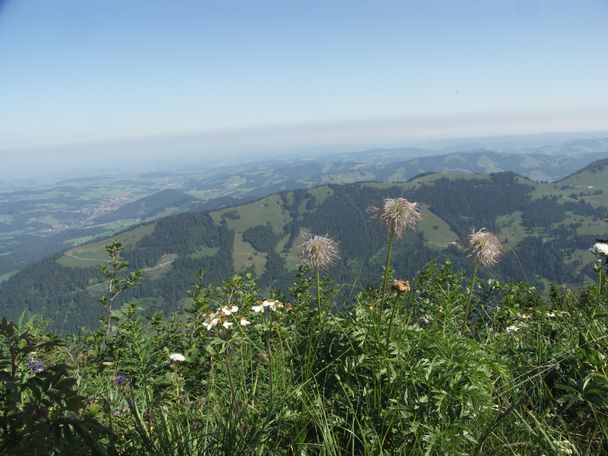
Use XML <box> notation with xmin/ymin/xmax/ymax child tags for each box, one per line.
<box><xmin>1</xmin><ymin>138</ymin><xmax>606</xmax><ymax>284</ymax></box>
<box><xmin>1</xmin><ymin>158</ymin><xmax>607</xmax><ymax>332</ymax></box>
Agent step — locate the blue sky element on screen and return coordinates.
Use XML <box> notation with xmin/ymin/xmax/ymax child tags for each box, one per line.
<box><xmin>1</xmin><ymin>0</ymin><xmax>608</xmax><ymax>162</ymax></box>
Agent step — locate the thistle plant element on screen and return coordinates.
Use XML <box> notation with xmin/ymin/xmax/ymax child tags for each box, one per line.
<box><xmin>371</xmin><ymin>197</ymin><xmax>422</xmax><ymax>311</ymax></box>
<box><xmin>463</xmin><ymin>228</ymin><xmax>503</xmax><ymax>331</ymax></box>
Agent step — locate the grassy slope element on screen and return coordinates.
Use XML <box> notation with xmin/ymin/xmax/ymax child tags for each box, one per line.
<box><xmin>57</xmin><ymin>223</ymin><xmax>156</xmax><ymax>267</ymax></box>
<box><xmin>53</xmin><ymin>165</ymin><xmax>608</xmax><ymax>284</ymax></box>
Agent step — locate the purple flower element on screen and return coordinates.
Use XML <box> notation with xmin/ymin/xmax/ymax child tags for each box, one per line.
<box><xmin>26</xmin><ymin>358</ymin><xmax>45</xmax><ymax>374</ymax></box>
<box><xmin>113</xmin><ymin>410</ymin><xmax>121</xmax><ymax>417</ymax></box>
<box><xmin>113</xmin><ymin>374</ymin><xmax>128</xmax><ymax>385</ymax></box>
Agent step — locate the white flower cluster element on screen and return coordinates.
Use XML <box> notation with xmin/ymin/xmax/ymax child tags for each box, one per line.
<box><xmin>506</xmin><ymin>321</ymin><xmax>529</xmax><ymax>333</ymax></box>
<box><xmin>205</xmin><ymin>305</ymin><xmax>251</xmax><ymax>330</ymax></box>
<box><xmin>252</xmin><ymin>298</ymin><xmax>285</xmax><ymax>313</ymax></box>
<box><xmin>169</xmin><ymin>353</ymin><xmax>186</xmax><ymax>362</ymax></box>
<box><xmin>554</xmin><ymin>438</ymin><xmax>576</xmax><ymax>455</ymax></box>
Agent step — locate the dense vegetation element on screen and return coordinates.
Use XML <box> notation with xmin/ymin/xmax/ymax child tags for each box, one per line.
<box><xmin>1</xmin><ymin>168</ymin><xmax>607</xmax><ymax>331</ymax></box>
<box><xmin>1</xmin><ymin>211</ymin><xmax>608</xmax><ymax>454</ymax></box>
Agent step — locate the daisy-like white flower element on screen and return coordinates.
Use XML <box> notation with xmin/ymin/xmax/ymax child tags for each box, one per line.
<box><xmin>205</xmin><ymin>305</ymin><xmax>242</xmax><ymax>330</ymax></box>
<box><xmin>221</xmin><ymin>305</ymin><xmax>239</xmax><ymax>315</ymax></box>
<box><xmin>505</xmin><ymin>325</ymin><xmax>519</xmax><ymax>333</ymax></box>
<box><xmin>239</xmin><ymin>317</ymin><xmax>251</xmax><ymax>326</ymax></box>
<box><xmin>205</xmin><ymin>317</ymin><xmax>219</xmax><ymax>331</ymax></box>
<box><xmin>466</xmin><ymin>228</ymin><xmax>503</xmax><ymax>267</ymax></box>
<box><xmin>297</xmin><ymin>233</ymin><xmax>340</xmax><ymax>270</ymax></box>
<box><xmin>591</xmin><ymin>242</ymin><xmax>608</xmax><ymax>256</ymax></box>
<box><xmin>252</xmin><ymin>299</ymin><xmax>285</xmax><ymax>313</ymax></box>
<box><xmin>263</xmin><ymin>298</ymin><xmax>284</xmax><ymax>311</ymax></box>
<box><xmin>252</xmin><ymin>303</ymin><xmax>265</xmax><ymax>313</ymax></box>
<box><xmin>371</xmin><ymin>197</ymin><xmax>422</xmax><ymax>238</ymax></box>
<box><xmin>169</xmin><ymin>353</ymin><xmax>186</xmax><ymax>362</ymax></box>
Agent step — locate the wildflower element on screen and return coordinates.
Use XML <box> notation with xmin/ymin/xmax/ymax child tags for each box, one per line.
<box><xmin>205</xmin><ymin>304</ymin><xmax>242</xmax><ymax>330</ymax></box>
<box><xmin>554</xmin><ymin>438</ymin><xmax>576</xmax><ymax>455</ymax></box>
<box><xmin>113</xmin><ymin>373</ymin><xmax>128</xmax><ymax>385</ymax></box>
<box><xmin>546</xmin><ymin>311</ymin><xmax>557</xmax><ymax>318</ymax></box>
<box><xmin>252</xmin><ymin>303</ymin><xmax>264</xmax><ymax>313</ymax></box>
<box><xmin>263</xmin><ymin>298</ymin><xmax>284</xmax><ymax>311</ymax></box>
<box><xmin>297</xmin><ymin>233</ymin><xmax>340</xmax><ymax>270</ymax></box>
<box><xmin>239</xmin><ymin>317</ymin><xmax>251</xmax><ymax>326</ymax></box>
<box><xmin>505</xmin><ymin>325</ymin><xmax>519</xmax><ymax>333</ymax></box>
<box><xmin>392</xmin><ymin>279</ymin><xmax>410</xmax><ymax>293</ymax></box>
<box><xmin>169</xmin><ymin>353</ymin><xmax>186</xmax><ymax>362</ymax></box>
<box><xmin>371</xmin><ymin>197</ymin><xmax>422</xmax><ymax>238</ymax></box>
<box><xmin>252</xmin><ymin>299</ymin><xmax>284</xmax><ymax>313</ymax></box>
<box><xmin>26</xmin><ymin>358</ymin><xmax>45</xmax><ymax>374</ymax></box>
<box><xmin>221</xmin><ymin>305</ymin><xmax>238</xmax><ymax>315</ymax></box>
<box><xmin>113</xmin><ymin>410</ymin><xmax>122</xmax><ymax>417</ymax></box>
<box><xmin>466</xmin><ymin>228</ymin><xmax>503</xmax><ymax>267</ymax></box>
<box><xmin>205</xmin><ymin>317</ymin><xmax>219</xmax><ymax>331</ymax></box>
<box><xmin>591</xmin><ymin>242</ymin><xmax>608</xmax><ymax>256</ymax></box>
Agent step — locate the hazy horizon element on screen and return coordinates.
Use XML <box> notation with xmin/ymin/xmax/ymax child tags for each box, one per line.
<box><xmin>1</xmin><ymin>0</ymin><xmax>608</xmax><ymax>181</ymax></box>
<box><xmin>1</xmin><ymin>126</ymin><xmax>607</xmax><ymax>186</ymax></box>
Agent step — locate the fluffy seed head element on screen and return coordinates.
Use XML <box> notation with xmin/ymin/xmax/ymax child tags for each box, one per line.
<box><xmin>591</xmin><ymin>242</ymin><xmax>608</xmax><ymax>256</ymax></box>
<box><xmin>297</xmin><ymin>233</ymin><xmax>340</xmax><ymax>270</ymax></box>
<box><xmin>372</xmin><ymin>197</ymin><xmax>422</xmax><ymax>238</ymax></box>
<box><xmin>466</xmin><ymin>228</ymin><xmax>503</xmax><ymax>267</ymax></box>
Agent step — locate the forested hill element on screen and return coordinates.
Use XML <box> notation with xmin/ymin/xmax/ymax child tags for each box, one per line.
<box><xmin>1</xmin><ymin>163</ymin><xmax>607</xmax><ymax>332</ymax></box>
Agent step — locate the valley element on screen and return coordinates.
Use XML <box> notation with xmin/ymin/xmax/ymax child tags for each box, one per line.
<box><xmin>1</xmin><ymin>158</ymin><xmax>606</xmax><ymax>332</ymax></box>
<box><xmin>1</xmin><ymin>137</ymin><xmax>607</xmax><ymax>282</ymax></box>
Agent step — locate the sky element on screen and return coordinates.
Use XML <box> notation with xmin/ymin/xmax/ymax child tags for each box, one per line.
<box><xmin>1</xmin><ymin>0</ymin><xmax>608</xmax><ymax>176</ymax></box>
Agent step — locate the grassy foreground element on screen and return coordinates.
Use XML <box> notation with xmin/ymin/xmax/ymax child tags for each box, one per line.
<box><xmin>1</xmin><ymin>222</ymin><xmax>608</xmax><ymax>455</ymax></box>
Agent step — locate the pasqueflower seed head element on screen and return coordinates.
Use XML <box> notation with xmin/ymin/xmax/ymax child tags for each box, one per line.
<box><xmin>466</xmin><ymin>228</ymin><xmax>503</xmax><ymax>267</ymax></box>
<box><xmin>297</xmin><ymin>233</ymin><xmax>339</xmax><ymax>270</ymax></box>
<box><xmin>591</xmin><ymin>242</ymin><xmax>608</xmax><ymax>256</ymax></box>
<box><xmin>371</xmin><ymin>197</ymin><xmax>422</xmax><ymax>238</ymax></box>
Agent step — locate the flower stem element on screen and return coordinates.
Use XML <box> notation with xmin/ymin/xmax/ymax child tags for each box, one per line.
<box><xmin>224</xmin><ymin>349</ymin><xmax>236</xmax><ymax>401</ymax></box>
<box><xmin>266</xmin><ymin>337</ymin><xmax>273</xmax><ymax>404</ymax></box>
<box><xmin>380</xmin><ymin>233</ymin><xmax>395</xmax><ymax>313</ymax></box>
<box><xmin>316</xmin><ymin>268</ymin><xmax>322</xmax><ymax>312</ymax></box>
<box><xmin>463</xmin><ymin>262</ymin><xmax>479</xmax><ymax>333</ymax></box>
<box><xmin>385</xmin><ymin>297</ymin><xmax>397</xmax><ymax>358</ymax></box>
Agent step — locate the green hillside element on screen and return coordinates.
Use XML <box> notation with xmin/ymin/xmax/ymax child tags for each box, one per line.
<box><xmin>1</xmin><ymin>163</ymin><xmax>607</xmax><ymax>332</ymax></box>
